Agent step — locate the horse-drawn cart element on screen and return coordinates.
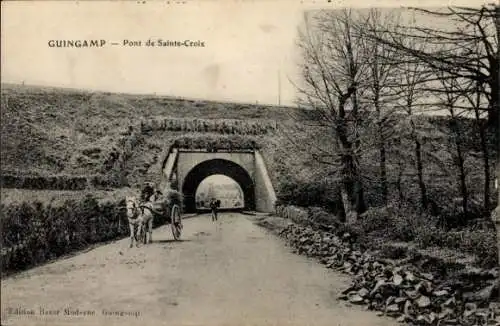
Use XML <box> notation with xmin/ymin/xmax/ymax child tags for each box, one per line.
<box><xmin>126</xmin><ymin>191</ymin><xmax>183</xmax><ymax>247</ymax></box>
<box><xmin>144</xmin><ymin>199</ymin><xmax>183</xmax><ymax>241</ymax></box>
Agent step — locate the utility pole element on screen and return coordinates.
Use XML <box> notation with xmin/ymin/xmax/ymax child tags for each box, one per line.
<box><xmin>278</xmin><ymin>69</ymin><xmax>281</xmax><ymax>106</ymax></box>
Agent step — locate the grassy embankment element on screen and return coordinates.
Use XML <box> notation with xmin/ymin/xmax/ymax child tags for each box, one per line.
<box><xmin>1</xmin><ymin>83</ymin><xmax>497</xmax><ymax>271</ymax></box>
<box><xmin>0</xmin><ymin>83</ymin><xmax>296</xmax><ymax>199</ymax></box>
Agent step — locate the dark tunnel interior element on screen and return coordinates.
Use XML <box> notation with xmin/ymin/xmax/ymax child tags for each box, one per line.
<box><xmin>181</xmin><ymin>159</ymin><xmax>255</xmax><ymax>213</ymax></box>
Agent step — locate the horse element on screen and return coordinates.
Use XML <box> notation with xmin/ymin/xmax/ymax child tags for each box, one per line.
<box><xmin>125</xmin><ymin>196</ymin><xmax>142</xmax><ymax>248</ymax></box>
<box><xmin>139</xmin><ymin>199</ymin><xmax>154</xmax><ymax>245</ymax></box>
<box><xmin>125</xmin><ymin>196</ymin><xmax>154</xmax><ymax>247</ymax></box>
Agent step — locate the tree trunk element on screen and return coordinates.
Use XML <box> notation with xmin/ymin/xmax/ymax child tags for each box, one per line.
<box><xmin>456</xmin><ymin>148</ymin><xmax>468</xmax><ymax>216</ymax></box>
<box><xmin>488</xmin><ymin>57</ymin><xmax>498</xmax><ymax>129</ymax></box>
<box><xmin>380</xmin><ymin>143</ymin><xmax>388</xmax><ymax>205</ymax></box>
<box><xmin>482</xmin><ymin>145</ymin><xmax>491</xmax><ymax>212</ymax></box>
<box><xmin>349</xmin><ymin>83</ymin><xmax>367</xmax><ymax>217</ymax></box>
<box><xmin>494</xmin><ymin>162</ymin><xmax>500</xmax><ymax>274</ymax></box>
<box><xmin>391</xmin><ymin>137</ymin><xmax>405</xmax><ymax>208</ymax></box>
<box><xmin>493</xmin><ymin>3</ymin><xmax>499</xmax><ymax>273</ymax></box>
<box><xmin>340</xmin><ymin>186</ymin><xmax>351</xmax><ymax>223</ymax></box>
<box><xmin>474</xmin><ymin>108</ymin><xmax>491</xmax><ymax>211</ymax></box>
<box><xmin>336</xmin><ymin>113</ymin><xmax>366</xmax><ymax>222</ymax></box>
<box><xmin>354</xmin><ymin>177</ymin><xmax>367</xmax><ymax>215</ymax></box>
<box><xmin>338</xmin><ymin>141</ymin><xmax>354</xmax><ymax>216</ymax></box>
<box><xmin>489</xmin><ymin>96</ymin><xmax>498</xmax><ymax>128</ymax></box>
<box><xmin>374</xmin><ymin>95</ymin><xmax>388</xmax><ymax>205</ymax></box>
<box><xmin>415</xmin><ymin>137</ymin><xmax>428</xmax><ymax>210</ymax></box>
<box><xmin>450</xmin><ymin>118</ymin><xmax>468</xmax><ymax>216</ymax></box>
<box><xmin>410</xmin><ymin>119</ymin><xmax>428</xmax><ymax>210</ymax></box>
<box><xmin>341</xmin><ymin>152</ymin><xmax>366</xmax><ymax>222</ymax></box>
<box><xmin>336</xmin><ymin>186</ymin><xmax>347</xmax><ymax>223</ymax></box>
<box><xmin>397</xmin><ymin>154</ymin><xmax>404</xmax><ymax>209</ymax></box>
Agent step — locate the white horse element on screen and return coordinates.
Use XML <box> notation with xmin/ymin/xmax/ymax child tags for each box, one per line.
<box><xmin>125</xmin><ymin>196</ymin><xmax>154</xmax><ymax>248</ymax></box>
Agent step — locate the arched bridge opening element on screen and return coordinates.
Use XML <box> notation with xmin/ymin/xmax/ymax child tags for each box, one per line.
<box><xmin>181</xmin><ymin>159</ymin><xmax>255</xmax><ymax>213</ymax></box>
<box><xmin>161</xmin><ymin>148</ymin><xmax>276</xmax><ymax>213</ymax></box>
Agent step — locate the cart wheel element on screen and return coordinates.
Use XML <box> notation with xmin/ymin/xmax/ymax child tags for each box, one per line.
<box><xmin>170</xmin><ymin>204</ymin><xmax>182</xmax><ymax>241</ymax></box>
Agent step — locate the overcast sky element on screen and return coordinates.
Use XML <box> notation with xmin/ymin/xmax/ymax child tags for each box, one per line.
<box><xmin>1</xmin><ymin>0</ymin><xmax>488</xmax><ymax>106</ymax></box>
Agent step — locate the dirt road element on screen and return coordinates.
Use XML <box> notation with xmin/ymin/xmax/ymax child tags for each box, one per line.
<box><xmin>1</xmin><ymin>213</ymin><xmax>398</xmax><ymax>326</ymax></box>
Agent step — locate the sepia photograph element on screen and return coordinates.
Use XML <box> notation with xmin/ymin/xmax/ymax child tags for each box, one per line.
<box><xmin>1</xmin><ymin>0</ymin><xmax>499</xmax><ymax>325</ymax></box>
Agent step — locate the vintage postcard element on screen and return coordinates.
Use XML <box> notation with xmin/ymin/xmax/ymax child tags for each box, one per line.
<box><xmin>1</xmin><ymin>0</ymin><xmax>499</xmax><ymax>325</ymax></box>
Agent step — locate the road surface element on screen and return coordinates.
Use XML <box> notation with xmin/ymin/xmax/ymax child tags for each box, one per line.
<box><xmin>1</xmin><ymin>213</ymin><xmax>398</xmax><ymax>326</ymax></box>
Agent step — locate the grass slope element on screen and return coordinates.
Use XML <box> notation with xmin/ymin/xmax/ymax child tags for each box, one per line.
<box><xmin>1</xmin><ymin>83</ymin><xmax>496</xmax><ymax>218</ymax></box>
<box><xmin>0</xmin><ymin>83</ymin><xmax>298</xmax><ymax>178</ymax></box>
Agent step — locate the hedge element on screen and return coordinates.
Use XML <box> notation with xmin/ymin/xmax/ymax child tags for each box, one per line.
<box><xmin>0</xmin><ymin>196</ymin><xmax>125</xmax><ymax>276</ymax></box>
<box><xmin>0</xmin><ymin>174</ymin><xmax>126</xmax><ymax>190</ymax></box>
<box><xmin>172</xmin><ymin>134</ymin><xmax>261</xmax><ymax>150</ymax></box>
<box><xmin>275</xmin><ymin>205</ymin><xmax>309</xmax><ymax>224</ymax></box>
<box><xmin>140</xmin><ymin>117</ymin><xmax>277</xmax><ymax>135</ymax></box>
<box><xmin>0</xmin><ymin>191</ymin><xmax>181</xmax><ymax>277</ymax></box>
<box><xmin>1</xmin><ymin>174</ymin><xmax>88</xmax><ymax>190</ymax></box>
<box><xmin>276</xmin><ymin>177</ymin><xmax>344</xmax><ymax>215</ymax></box>
<box><xmin>274</xmin><ymin>203</ymin><xmax>498</xmax><ymax>268</ymax></box>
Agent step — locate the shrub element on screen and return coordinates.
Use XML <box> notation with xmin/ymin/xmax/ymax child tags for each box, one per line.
<box><xmin>90</xmin><ymin>174</ymin><xmax>126</xmax><ymax>189</ymax></box>
<box><xmin>275</xmin><ymin>204</ymin><xmax>309</xmax><ymax>224</ymax></box>
<box><xmin>442</xmin><ymin>229</ymin><xmax>498</xmax><ymax>268</ymax></box>
<box><xmin>388</xmin><ymin>213</ymin><xmax>428</xmax><ymax>242</ymax></box>
<box><xmin>0</xmin><ymin>174</ymin><xmax>89</xmax><ymax>190</ymax></box>
<box><xmin>357</xmin><ymin>207</ymin><xmax>392</xmax><ymax>233</ymax></box>
<box><xmin>410</xmin><ymin>223</ymin><xmax>498</xmax><ymax>268</ymax></box>
<box><xmin>274</xmin><ymin>201</ymin><xmax>498</xmax><ymax>268</ymax></box>
<box><xmin>307</xmin><ymin>206</ymin><xmax>342</xmax><ymax>226</ymax></box>
<box><xmin>276</xmin><ymin>177</ymin><xmax>343</xmax><ymax>215</ymax></box>
<box><xmin>378</xmin><ymin>244</ymin><xmax>409</xmax><ymax>260</ymax></box>
<box><xmin>172</xmin><ymin>134</ymin><xmax>261</xmax><ymax>150</ymax></box>
<box><xmin>139</xmin><ymin>117</ymin><xmax>277</xmax><ymax>135</ymax></box>
<box><xmin>0</xmin><ymin>193</ymin><xmax>171</xmax><ymax>276</ymax></box>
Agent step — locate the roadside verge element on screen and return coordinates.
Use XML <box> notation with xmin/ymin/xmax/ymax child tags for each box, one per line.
<box><xmin>252</xmin><ymin>214</ymin><xmax>500</xmax><ymax>326</ymax></box>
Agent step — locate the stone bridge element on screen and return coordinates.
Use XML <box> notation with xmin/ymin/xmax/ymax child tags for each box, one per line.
<box><xmin>160</xmin><ymin>148</ymin><xmax>277</xmax><ymax>213</ymax></box>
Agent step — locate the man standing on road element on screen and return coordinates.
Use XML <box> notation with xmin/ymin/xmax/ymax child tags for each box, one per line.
<box><xmin>210</xmin><ymin>198</ymin><xmax>219</xmax><ymax>222</ymax></box>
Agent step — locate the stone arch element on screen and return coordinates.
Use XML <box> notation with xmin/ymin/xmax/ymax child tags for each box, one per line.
<box><xmin>181</xmin><ymin>158</ymin><xmax>255</xmax><ymax>213</ymax></box>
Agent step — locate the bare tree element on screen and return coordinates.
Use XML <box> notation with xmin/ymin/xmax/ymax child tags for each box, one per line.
<box><xmin>363</xmin><ymin>3</ymin><xmax>499</xmax><ymax>269</ymax></box>
<box><xmin>390</xmin><ymin>37</ymin><xmax>432</xmax><ymax>211</ymax></box>
<box><xmin>460</xmin><ymin>78</ymin><xmax>493</xmax><ymax>213</ymax></box>
<box><xmin>295</xmin><ymin>9</ymin><xmax>370</xmax><ymax>220</ymax></box>
<box><xmin>357</xmin><ymin>9</ymin><xmax>402</xmax><ymax>205</ymax></box>
<box><xmin>459</xmin><ymin>30</ymin><xmax>495</xmax><ymax>213</ymax></box>
<box><xmin>364</xmin><ymin>5</ymin><xmax>498</xmax><ymax>127</ymax></box>
<box><xmin>437</xmin><ymin>70</ymin><xmax>470</xmax><ymax>217</ymax></box>
<box><xmin>494</xmin><ymin>4</ymin><xmax>500</xmax><ymax>272</ymax></box>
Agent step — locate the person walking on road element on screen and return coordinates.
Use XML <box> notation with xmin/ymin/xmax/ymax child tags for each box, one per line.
<box><xmin>209</xmin><ymin>198</ymin><xmax>220</xmax><ymax>222</ymax></box>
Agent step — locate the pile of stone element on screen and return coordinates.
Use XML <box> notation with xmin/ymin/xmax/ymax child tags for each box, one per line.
<box><xmin>278</xmin><ymin>223</ymin><xmax>500</xmax><ymax>326</ymax></box>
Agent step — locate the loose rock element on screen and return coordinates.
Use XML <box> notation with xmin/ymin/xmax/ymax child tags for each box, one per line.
<box><xmin>272</xmin><ymin>217</ymin><xmax>500</xmax><ymax>326</ymax></box>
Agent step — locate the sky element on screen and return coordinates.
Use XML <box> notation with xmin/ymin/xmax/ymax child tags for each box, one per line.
<box><xmin>1</xmin><ymin>0</ymin><xmax>490</xmax><ymax>106</ymax></box>
<box><xmin>196</xmin><ymin>175</ymin><xmax>243</xmax><ymax>196</ymax></box>
<box><xmin>196</xmin><ymin>174</ymin><xmax>243</xmax><ymax>208</ymax></box>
